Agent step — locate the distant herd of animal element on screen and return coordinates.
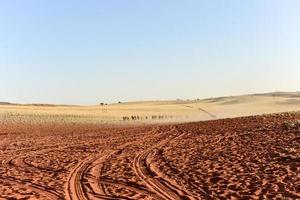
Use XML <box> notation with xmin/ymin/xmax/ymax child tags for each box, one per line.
<box><xmin>122</xmin><ymin>115</ymin><xmax>175</xmax><ymax>121</ymax></box>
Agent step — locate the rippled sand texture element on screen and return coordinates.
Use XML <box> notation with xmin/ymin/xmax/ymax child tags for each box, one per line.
<box><xmin>0</xmin><ymin>113</ymin><xmax>299</xmax><ymax>199</ymax></box>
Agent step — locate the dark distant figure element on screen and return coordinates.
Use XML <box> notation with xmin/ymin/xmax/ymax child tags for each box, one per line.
<box><xmin>123</xmin><ymin>116</ymin><xmax>130</xmax><ymax>121</ymax></box>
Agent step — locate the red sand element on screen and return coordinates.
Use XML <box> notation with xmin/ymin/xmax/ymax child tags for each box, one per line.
<box><xmin>0</xmin><ymin>113</ymin><xmax>299</xmax><ymax>199</ymax></box>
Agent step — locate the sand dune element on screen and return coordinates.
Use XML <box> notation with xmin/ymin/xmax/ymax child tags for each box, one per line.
<box><xmin>1</xmin><ymin>92</ymin><xmax>300</xmax><ymax>124</ymax></box>
<box><xmin>0</xmin><ymin>92</ymin><xmax>300</xmax><ymax>199</ymax></box>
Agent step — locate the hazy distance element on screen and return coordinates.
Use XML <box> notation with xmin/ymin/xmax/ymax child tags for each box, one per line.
<box><xmin>1</xmin><ymin>1</ymin><xmax>300</xmax><ymax>104</ymax></box>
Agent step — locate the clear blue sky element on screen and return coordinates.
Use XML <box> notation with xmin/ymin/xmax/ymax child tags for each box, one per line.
<box><xmin>0</xmin><ymin>0</ymin><xmax>300</xmax><ymax>104</ymax></box>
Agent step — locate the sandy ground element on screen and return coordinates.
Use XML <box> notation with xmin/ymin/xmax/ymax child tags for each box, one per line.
<box><xmin>0</xmin><ymin>92</ymin><xmax>299</xmax><ymax>199</ymax></box>
<box><xmin>0</xmin><ymin>112</ymin><xmax>299</xmax><ymax>199</ymax></box>
<box><xmin>1</xmin><ymin>92</ymin><xmax>300</xmax><ymax>124</ymax></box>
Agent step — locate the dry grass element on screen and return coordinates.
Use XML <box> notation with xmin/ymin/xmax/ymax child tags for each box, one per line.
<box><xmin>1</xmin><ymin>93</ymin><xmax>300</xmax><ymax>124</ymax></box>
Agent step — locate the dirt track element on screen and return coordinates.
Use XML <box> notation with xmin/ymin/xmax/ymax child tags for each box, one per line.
<box><xmin>0</xmin><ymin>113</ymin><xmax>299</xmax><ymax>199</ymax></box>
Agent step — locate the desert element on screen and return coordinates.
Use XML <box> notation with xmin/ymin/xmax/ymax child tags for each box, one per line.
<box><xmin>1</xmin><ymin>1</ymin><xmax>300</xmax><ymax>199</ymax></box>
<box><xmin>0</xmin><ymin>93</ymin><xmax>299</xmax><ymax>199</ymax></box>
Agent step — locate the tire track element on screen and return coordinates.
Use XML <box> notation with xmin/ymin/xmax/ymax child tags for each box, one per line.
<box><xmin>65</xmin><ymin>152</ymin><xmax>131</xmax><ymax>200</ymax></box>
<box><xmin>65</xmin><ymin>138</ymin><xmax>152</xmax><ymax>199</ymax></box>
<box><xmin>65</xmin><ymin>156</ymin><xmax>96</xmax><ymax>200</ymax></box>
<box><xmin>1</xmin><ymin>147</ymin><xmax>68</xmax><ymax>199</ymax></box>
<box><xmin>133</xmin><ymin>127</ymin><xmax>195</xmax><ymax>200</ymax></box>
<box><xmin>64</xmin><ymin>130</ymin><xmax>143</xmax><ymax>200</ymax></box>
<box><xmin>65</xmin><ymin>127</ymin><xmax>194</xmax><ymax>200</ymax></box>
<box><xmin>92</xmin><ymin>128</ymin><xmax>163</xmax><ymax>199</ymax></box>
<box><xmin>0</xmin><ymin>175</ymin><xmax>62</xmax><ymax>200</ymax></box>
<box><xmin>65</xmin><ymin>150</ymin><xmax>155</xmax><ymax>200</ymax></box>
<box><xmin>99</xmin><ymin>178</ymin><xmax>163</xmax><ymax>200</ymax></box>
<box><xmin>183</xmin><ymin>105</ymin><xmax>216</xmax><ymax>118</ymax></box>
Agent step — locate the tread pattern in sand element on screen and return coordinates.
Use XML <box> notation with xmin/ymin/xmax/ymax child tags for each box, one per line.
<box><xmin>0</xmin><ymin>113</ymin><xmax>299</xmax><ymax>199</ymax></box>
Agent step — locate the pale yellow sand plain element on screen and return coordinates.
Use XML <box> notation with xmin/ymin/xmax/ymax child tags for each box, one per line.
<box><xmin>0</xmin><ymin>92</ymin><xmax>299</xmax><ymax>124</ymax></box>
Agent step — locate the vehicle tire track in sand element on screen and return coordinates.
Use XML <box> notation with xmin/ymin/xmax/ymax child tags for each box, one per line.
<box><xmin>0</xmin><ymin>175</ymin><xmax>62</xmax><ymax>200</ymax></box>
<box><xmin>65</xmin><ymin>155</ymin><xmax>97</xmax><ymax>200</ymax></box>
<box><xmin>183</xmin><ymin>105</ymin><xmax>216</xmax><ymax>118</ymax></box>
<box><xmin>66</xmin><ymin>127</ymin><xmax>195</xmax><ymax>200</ymax></box>
<box><xmin>91</xmin><ymin>128</ymin><xmax>166</xmax><ymax>199</ymax></box>
<box><xmin>133</xmin><ymin>127</ymin><xmax>195</xmax><ymax>200</ymax></box>
<box><xmin>65</xmin><ymin>151</ymin><xmax>154</xmax><ymax>200</ymax></box>
<box><xmin>66</xmin><ymin>146</ymin><xmax>154</xmax><ymax>199</ymax></box>
<box><xmin>1</xmin><ymin>148</ymin><xmax>66</xmax><ymax>199</ymax></box>
<box><xmin>98</xmin><ymin>178</ymin><xmax>163</xmax><ymax>199</ymax></box>
<box><xmin>82</xmin><ymin>150</ymin><xmax>133</xmax><ymax>200</ymax></box>
<box><xmin>64</xmin><ymin>128</ymin><xmax>151</xmax><ymax>200</ymax></box>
